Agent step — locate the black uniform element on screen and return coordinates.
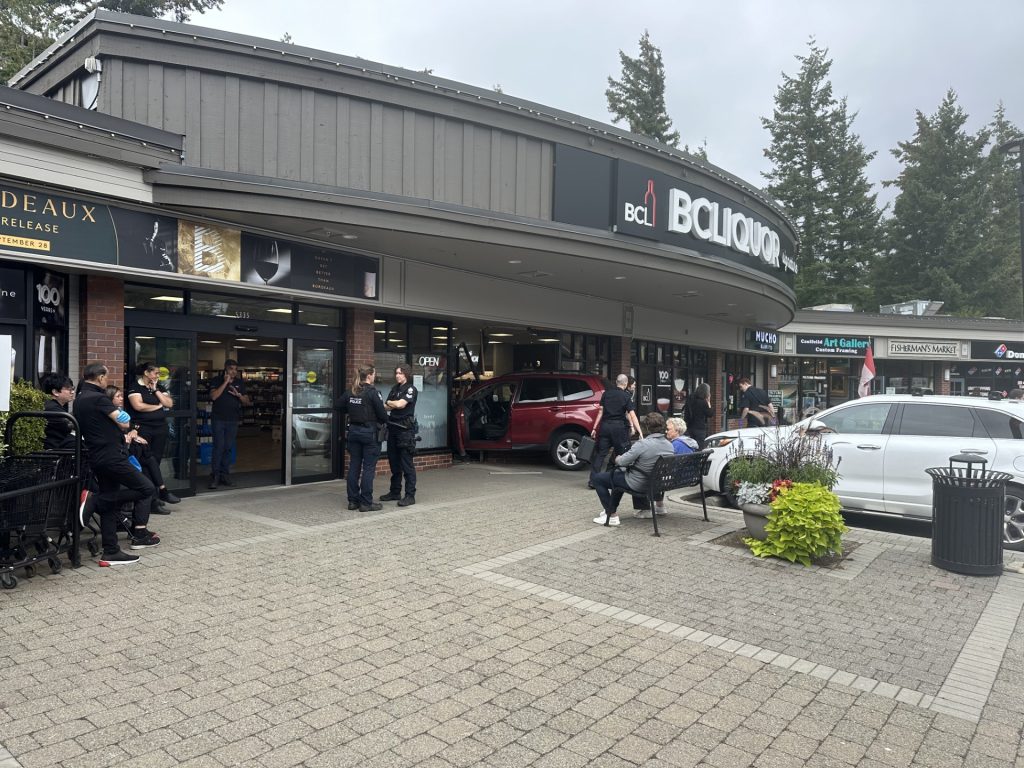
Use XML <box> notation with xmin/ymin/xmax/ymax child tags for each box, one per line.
<box><xmin>739</xmin><ymin>386</ymin><xmax>772</xmax><ymax>427</ymax></box>
<box><xmin>338</xmin><ymin>386</ymin><xmax>388</xmax><ymax>507</ymax></box>
<box><xmin>590</xmin><ymin>387</ymin><xmax>635</xmax><ymax>479</ymax></box>
<box><xmin>385</xmin><ymin>382</ymin><xmax>418</xmax><ymax>499</ymax></box>
<box><xmin>73</xmin><ymin>382</ymin><xmax>155</xmax><ymax>555</ymax></box>
<box><xmin>43</xmin><ymin>398</ymin><xmax>75</xmax><ymax>451</ymax></box>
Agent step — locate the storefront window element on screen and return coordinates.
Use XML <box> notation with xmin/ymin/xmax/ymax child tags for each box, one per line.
<box><xmin>125</xmin><ymin>284</ymin><xmax>185</xmax><ymax>313</ymax></box>
<box><xmin>630</xmin><ymin>342</ymin><xmax>706</xmax><ymax>417</ymax></box>
<box><xmin>559</xmin><ymin>333</ymin><xmax>609</xmax><ymax>376</ymax></box>
<box><xmin>374</xmin><ymin>315</ymin><xmax>449</xmax><ymax>450</ymax></box>
<box><xmin>881</xmin><ymin>361</ymin><xmax>935</xmax><ymax>395</ymax></box>
<box><xmin>724</xmin><ymin>354</ymin><xmax>757</xmax><ymax>420</ymax></box>
<box><xmin>191</xmin><ymin>292</ymin><xmax>292</xmax><ymax>322</ymax></box>
<box><xmin>296</xmin><ymin>304</ymin><xmax>340</xmax><ymax>328</ymax></box>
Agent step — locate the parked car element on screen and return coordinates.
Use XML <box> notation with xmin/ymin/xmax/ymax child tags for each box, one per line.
<box><xmin>456</xmin><ymin>372</ymin><xmax>606</xmax><ymax>470</ymax></box>
<box><xmin>292</xmin><ymin>384</ymin><xmax>332</xmax><ymax>454</ymax></box>
<box><xmin>702</xmin><ymin>394</ymin><xmax>1024</xmax><ymax>549</ymax></box>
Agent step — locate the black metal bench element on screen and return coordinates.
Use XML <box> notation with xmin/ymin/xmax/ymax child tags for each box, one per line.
<box><xmin>598</xmin><ymin>449</ymin><xmax>713</xmax><ymax>536</ymax></box>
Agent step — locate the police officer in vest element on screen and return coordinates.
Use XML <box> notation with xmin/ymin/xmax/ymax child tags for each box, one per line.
<box><xmin>337</xmin><ymin>365</ymin><xmax>388</xmax><ymax>512</ymax></box>
<box><xmin>381</xmin><ymin>364</ymin><xmax>418</xmax><ymax>506</ymax></box>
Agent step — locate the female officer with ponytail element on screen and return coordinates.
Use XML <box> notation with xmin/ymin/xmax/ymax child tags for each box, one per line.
<box><xmin>337</xmin><ymin>365</ymin><xmax>388</xmax><ymax>512</ymax></box>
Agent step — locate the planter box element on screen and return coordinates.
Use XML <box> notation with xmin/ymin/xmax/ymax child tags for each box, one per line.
<box><xmin>741</xmin><ymin>503</ymin><xmax>772</xmax><ymax>540</ymax></box>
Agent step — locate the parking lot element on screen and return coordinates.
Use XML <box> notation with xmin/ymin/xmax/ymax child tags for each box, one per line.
<box><xmin>2</xmin><ymin>462</ymin><xmax>1023</xmax><ymax>767</ymax></box>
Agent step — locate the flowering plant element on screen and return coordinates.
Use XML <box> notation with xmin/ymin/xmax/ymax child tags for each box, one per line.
<box><xmin>769</xmin><ymin>478</ymin><xmax>792</xmax><ymax>502</ymax></box>
<box><xmin>735</xmin><ymin>481</ymin><xmax>771</xmax><ymax>505</ymax></box>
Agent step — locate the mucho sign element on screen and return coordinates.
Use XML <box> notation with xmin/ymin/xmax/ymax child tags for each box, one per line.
<box><xmin>796</xmin><ymin>334</ymin><xmax>871</xmax><ymax>357</ymax></box>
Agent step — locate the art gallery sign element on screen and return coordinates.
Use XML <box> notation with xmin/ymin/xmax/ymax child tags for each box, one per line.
<box><xmin>885</xmin><ymin>339</ymin><xmax>963</xmax><ymax>359</ymax></box>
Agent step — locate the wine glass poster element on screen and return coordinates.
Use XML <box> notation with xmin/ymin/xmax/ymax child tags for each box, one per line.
<box><xmin>242</xmin><ymin>234</ymin><xmax>291</xmax><ymax>287</ymax></box>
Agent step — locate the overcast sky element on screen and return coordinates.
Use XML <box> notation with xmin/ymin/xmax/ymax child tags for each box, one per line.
<box><xmin>201</xmin><ymin>0</ymin><xmax>1023</xmax><ymax>210</ymax></box>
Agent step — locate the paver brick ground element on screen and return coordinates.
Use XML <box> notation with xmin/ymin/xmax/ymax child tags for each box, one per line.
<box><xmin>1</xmin><ymin>462</ymin><xmax>1022</xmax><ymax>767</ymax></box>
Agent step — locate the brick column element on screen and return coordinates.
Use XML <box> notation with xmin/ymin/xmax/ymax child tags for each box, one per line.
<box><xmin>709</xmin><ymin>350</ymin><xmax>726</xmax><ymax>433</ymax></box>
<box><xmin>344</xmin><ymin>306</ymin><xmax>376</xmax><ymax>386</ymax></box>
<box><xmin>78</xmin><ymin>275</ymin><xmax>125</xmax><ymax>384</ymax></box>
<box><xmin>935</xmin><ymin>362</ymin><xmax>951</xmax><ymax>395</ymax></box>
<box><xmin>609</xmin><ymin>336</ymin><xmax>632</xmax><ymax>378</ymax></box>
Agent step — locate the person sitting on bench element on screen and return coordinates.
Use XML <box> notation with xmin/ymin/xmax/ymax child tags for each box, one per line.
<box><xmin>592</xmin><ymin>411</ymin><xmax>675</xmax><ymax>527</ymax></box>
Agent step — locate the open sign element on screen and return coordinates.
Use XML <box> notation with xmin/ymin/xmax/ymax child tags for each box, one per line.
<box><xmin>418</xmin><ymin>355</ymin><xmax>440</xmax><ymax>367</ymax></box>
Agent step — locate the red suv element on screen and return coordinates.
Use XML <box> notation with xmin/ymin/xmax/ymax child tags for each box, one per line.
<box><xmin>456</xmin><ymin>372</ymin><xmax>606</xmax><ymax>470</ymax></box>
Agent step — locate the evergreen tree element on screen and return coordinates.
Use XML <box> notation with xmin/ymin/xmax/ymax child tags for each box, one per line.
<box><xmin>968</xmin><ymin>105</ymin><xmax>1023</xmax><ymax>318</ymax></box>
<box><xmin>877</xmin><ymin>91</ymin><xmax>991</xmax><ymax>315</ymax></box>
<box><xmin>1</xmin><ymin>1</ymin><xmax>223</xmax><ymax>83</ymax></box>
<box><xmin>606</xmin><ymin>30</ymin><xmax>680</xmax><ymax>147</ymax></box>
<box><xmin>762</xmin><ymin>41</ymin><xmax>882</xmax><ymax>310</ymax></box>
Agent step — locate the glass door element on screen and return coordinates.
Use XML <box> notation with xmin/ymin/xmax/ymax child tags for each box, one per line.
<box><xmin>286</xmin><ymin>339</ymin><xmax>339</xmax><ymax>484</ymax></box>
<box><xmin>128</xmin><ymin>328</ymin><xmax>197</xmax><ymax>497</ymax></box>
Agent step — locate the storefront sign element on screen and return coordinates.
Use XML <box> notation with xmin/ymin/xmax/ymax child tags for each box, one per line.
<box><xmin>744</xmin><ymin>328</ymin><xmax>779</xmax><ymax>353</ymax></box>
<box><xmin>552</xmin><ymin>146</ymin><xmax>797</xmax><ymax>286</ymax></box>
<box><xmin>0</xmin><ymin>265</ymin><xmax>26</xmax><ymax>320</ymax></box>
<box><xmin>0</xmin><ymin>183</ymin><xmax>379</xmax><ymax>300</ymax></box>
<box><xmin>886</xmin><ymin>339</ymin><xmax>961</xmax><ymax>359</ymax></box>
<box><xmin>640</xmin><ymin>384</ymin><xmax>653</xmax><ymax>407</ymax></box>
<box><xmin>796</xmin><ymin>334</ymin><xmax>871</xmax><ymax>357</ymax></box>
<box><xmin>33</xmin><ymin>270</ymin><xmax>66</xmax><ymax>328</ymax></box>
<box><xmin>970</xmin><ymin>339</ymin><xmax>1024</xmax><ymax>361</ymax></box>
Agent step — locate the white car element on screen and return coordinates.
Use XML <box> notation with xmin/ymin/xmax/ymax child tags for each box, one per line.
<box><xmin>703</xmin><ymin>394</ymin><xmax>1024</xmax><ymax>550</ymax></box>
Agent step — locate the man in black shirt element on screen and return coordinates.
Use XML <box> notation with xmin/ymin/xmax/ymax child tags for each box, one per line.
<box><xmin>74</xmin><ymin>362</ymin><xmax>159</xmax><ymax>566</ymax></box>
<box><xmin>381</xmin><ymin>364</ymin><xmax>419</xmax><ymax>506</ymax></box>
<box><xmin>208</xmin><ymin>359</ymin><xmax>251</xmax><ymax>489</ymax></box>
<box><xmin>589</xmin><ymin>374</ymin><xmax>643</xmax><ymax>484</ymax></box>
<box><xmin>737</xmin><ymin>378</ymin><xmax>774</xmax><ymax>427</ymax></box>
<box><xmin>41</xmin><ymin>372</ymin><xmax>76</xmax><ymax>451</ymax></box>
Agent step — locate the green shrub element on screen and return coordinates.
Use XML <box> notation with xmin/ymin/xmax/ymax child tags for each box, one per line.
<box><xmin>0</xmin><ymin>380</ymin><xmax>47</xmax><ymax>457</ymax></box>
<box><xmin>745</xmin><ymin>482</ymin><xmax>847</xmax><ymax>566</ymax></box>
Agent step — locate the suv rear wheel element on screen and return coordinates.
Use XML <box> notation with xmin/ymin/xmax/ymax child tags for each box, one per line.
<box><xmin>1005</xmin><ymin>485</ymin><xmax>1024</xmax><ymax>551</ymax></box>
<box><xmin>550</xmin><ymin>429</ymin><xmax>587</xmax><ymax>471</ymax></box>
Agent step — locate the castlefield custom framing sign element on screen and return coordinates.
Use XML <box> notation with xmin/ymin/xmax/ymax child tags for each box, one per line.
<box><xmin>796</xmin><ymin>334</ymin><xmax>871</xmax><ymax>357</ymax></box>
<box><xmin>552</xmin><ymin>145</ymin><xmax>798</xmax><ymax>286</ymax></box>
<box><xmin>0</xmin><ymin>183</ymin><xmax>379</xmax><ymax>300</ymax></box>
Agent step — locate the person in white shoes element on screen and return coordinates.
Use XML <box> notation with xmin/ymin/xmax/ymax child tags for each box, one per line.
<box><xmin>592</xmin><ymin>412</ymin><xmax>675</xmax><ymax>526</ymax></box>
<box><xmin>639</xmin><ymin>417</ymin><xmax>703</xmax><ymax>517</ymax></box>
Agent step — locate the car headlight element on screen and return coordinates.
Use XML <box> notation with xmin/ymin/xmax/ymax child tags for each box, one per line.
<box><xmin>704</xmin><ymin>436</ymin><xmax>736</xmax><ymax>448</ymax></box>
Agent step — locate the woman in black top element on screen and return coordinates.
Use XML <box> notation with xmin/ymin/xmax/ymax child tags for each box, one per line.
<box><xmin>127</xmin><ymin>362</ymin><xmax>179</xmax><ymax>505</ymax></box>
<box><xmin>337</xmin><ymin>365</ymin><xmax>388</xmax><ymax>513</ymax></box>
<box><xmin>684</xmin><ymin>382</ymin><xmax>713</xmax><ymax>448</ymax></box>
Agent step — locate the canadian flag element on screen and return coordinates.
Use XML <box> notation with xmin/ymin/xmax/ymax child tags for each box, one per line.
<box><xmin>858</xmin><ymin>345</ymin><xmax>876</xmax><ymax>398</ymax></box>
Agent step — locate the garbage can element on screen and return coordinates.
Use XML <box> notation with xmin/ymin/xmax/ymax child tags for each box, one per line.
<box><xmin>926</xmin><ymin>454</ymin><xmax>1011</xmax><ymax>576</ymax></box>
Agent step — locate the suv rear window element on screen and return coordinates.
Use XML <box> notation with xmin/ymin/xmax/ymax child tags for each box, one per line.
<box><xmin>560</xmin><ymin>378</ymin><xmax>595</xmax><ymax>402</ymax></box>
<box><xmin>898</xmin><ymin>404</ymin><xmax>977</xmax><ymax>437</ymax></box>
<box><xmin>975</xmin><ymin>408</ymin><xmax>1024</xmax><ymax>440</ymax></box>
<box><xmin>517</xmin><ymin>379</ymin><xmax>559</xmax><ymax>403</ymax></box>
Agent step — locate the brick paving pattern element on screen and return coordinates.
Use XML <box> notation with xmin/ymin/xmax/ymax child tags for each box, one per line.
<box><xmin>1</xmin><ymin>462</ymin><xmax>1022</xmax><ymax>767</ymax></box>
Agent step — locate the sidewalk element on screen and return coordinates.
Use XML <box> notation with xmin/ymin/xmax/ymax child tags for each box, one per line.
<box><xmin>1</xmin><ymin>463</ymin><xmax>1022</xmax><ymax>768</ymax></box>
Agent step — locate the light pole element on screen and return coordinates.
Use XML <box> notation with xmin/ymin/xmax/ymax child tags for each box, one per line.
<box><xmin>998</xmin><ymin>136</ymin><xmax>1024</xmax><ymax>319</ymax></box>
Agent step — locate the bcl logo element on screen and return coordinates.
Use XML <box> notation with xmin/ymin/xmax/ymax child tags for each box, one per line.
<box><xmin>624</xmin><ymin>179</ymin><xmax>657</xmax><ymax>228</ymax></box>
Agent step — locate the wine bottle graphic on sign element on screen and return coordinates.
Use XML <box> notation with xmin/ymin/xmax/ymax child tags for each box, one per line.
<box><xmin>644</xmin><ymin>180</ymin><xmax>656</xmax><ymax>227</ymax></box>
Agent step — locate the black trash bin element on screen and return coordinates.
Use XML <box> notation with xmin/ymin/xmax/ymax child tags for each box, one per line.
<box><xmin>926</xmin><ymin>454</ymin><xmax>1011</xmax><ymax>576</ymax></box>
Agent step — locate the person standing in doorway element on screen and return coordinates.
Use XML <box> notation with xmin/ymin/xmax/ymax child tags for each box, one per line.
<box><xmin>208</xmin><ymin>359</ymin><xmax>250</xmax><ymax>489</ymax></box>
<box><xmin>337</xmin><ymin>365</ymin><xmax>388</xmax><ymax>512</ymax></box>
<box><xmin>589</xmin><ymin>374</ymin><xmax>642</xmax><ymax>486</ymax></box>
<box><xmin>382</xmin><ymin>364</ymin><xmax>419</xmax><ymax>507</ymax></box>
<box><xmin>127</xmin><ymin>362</ymin><xmax>179</xmax><ymax>507</ymax></box>
<box><xmin>74</xmin><ymin>362</ymin><xmax>159</xmax><ymax>566</ymax></box>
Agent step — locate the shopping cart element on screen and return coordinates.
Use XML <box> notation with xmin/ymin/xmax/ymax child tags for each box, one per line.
<box><xmin>0</xmin><ymin>411</ymin><xmax>83</xmax><ymax>590</ymax></box>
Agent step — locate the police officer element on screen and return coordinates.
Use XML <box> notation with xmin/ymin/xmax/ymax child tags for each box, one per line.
<box><xmin>381</xmin><ymin>364</ymin><xmax>418</xmax><ymax>506</ymax></box>
<box><xmin>337</xmin><ymin>365</ymin><xmax>388</xmax><ymax>512</ymax></box>
<box><xmin>589</xmin><ymin>373</ymin><xmax>643</xmax><ymax>485</ymax></box>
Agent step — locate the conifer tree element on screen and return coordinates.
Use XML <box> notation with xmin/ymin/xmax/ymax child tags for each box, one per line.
<box><xmin>762</xmin><ymin>41</ymin><xmax>882</xmax><ymax>309</ymax></box>
<box><xmin>876</xmin><ymin>91</ymin><xmax>991</xmax><ymax>314</ymax></box>
<box><xmin>606</xmin><ymin>30</ymin><xmax>680</xmax><ymax>147</ymax></box>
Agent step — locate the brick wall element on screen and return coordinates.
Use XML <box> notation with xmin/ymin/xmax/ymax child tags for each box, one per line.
<box><xmin>609</xmin><ymin>336</ymin><xmax>632</xmax><ymax>378</ymax></box>
<box><xmin>78</xmin><ymin>275</ymin><xmax>125</xmax><ymax>383</ymax></box>
<box><xmin>342</xmin><ymin>450</ymin><xmax>453</xmax><ymax>480</ymax></box>
<box><xmin>709</xmin><ymin>350</ymin><xmax>726</xmax><ymax>433</ymax></box>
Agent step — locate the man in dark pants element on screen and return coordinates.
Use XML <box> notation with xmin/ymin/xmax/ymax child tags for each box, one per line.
<box><xmin>381</xmin><ymin>364</ymin><xmax>418</xmax><ymax>507</ymax></box>
<box><xmin>589</xmin><ymin>374</ymin><xmax>643</xmax><ymax>486</ymax></box>
<box><xmin>74</xmin><ymin>362</ymin><xmax>159</xmax><ymax>566</ymax></box>
<box><xmin>209</xmin><ymin>359</ymin><xmax>250</xmax><ymax>489</ymax></box>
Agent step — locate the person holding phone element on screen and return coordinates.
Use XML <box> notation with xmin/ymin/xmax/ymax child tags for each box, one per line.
<box><xmin>208</xmin><ymin>359</ymin><xmax>251</xmax><ymax>489</ymax></box>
